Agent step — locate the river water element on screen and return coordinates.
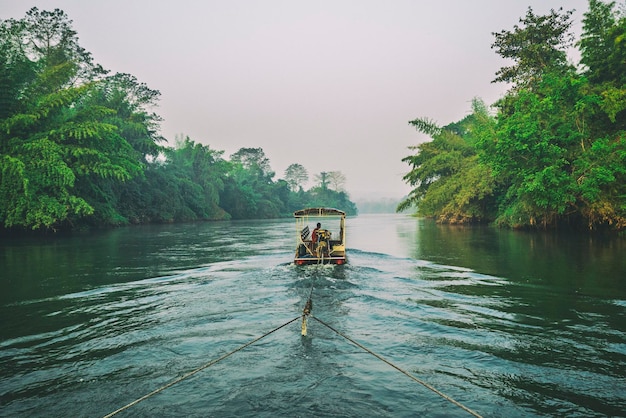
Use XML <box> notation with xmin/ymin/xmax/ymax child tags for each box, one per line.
<box><xmin>1</xmin><ymin>214</ymin><xmax>625</xmax><ymax>417</ymax></box>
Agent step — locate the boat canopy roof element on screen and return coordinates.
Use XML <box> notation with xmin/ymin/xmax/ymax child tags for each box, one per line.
<box><xmin>293</xmin><ymin>207</ymin><xmax>346</xmax><ymax>217</ymax></box>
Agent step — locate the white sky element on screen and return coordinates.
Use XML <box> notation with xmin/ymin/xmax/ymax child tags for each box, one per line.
<box><xmin>1</xmin><ymin>0</ymin><xmax>589</xmax><ymax>199</ymax></box>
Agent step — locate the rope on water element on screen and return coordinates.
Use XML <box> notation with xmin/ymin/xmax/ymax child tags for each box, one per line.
<box><xmin>311</xmin><ymin>316</ymin><xmax>483</xmax><ymax>418</ymax></box>
<box><xmin>104</xmin><ymin>289</ymin><xmax>481</xmax><ymax>417</ymax></box>
<box><xmin>102</xmin><ymin>316</ymin><xmax>301</xmax><ymax>418</ymax></box>
<box><xmin>301</xmin><ymin>272</ymin><xmax>316</xmax><ymax>335</ymax></box>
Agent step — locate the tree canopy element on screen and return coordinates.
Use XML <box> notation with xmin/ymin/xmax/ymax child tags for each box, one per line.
<box><xmin>400</xmin><ymin>1</ymin><xmax>626</xmax><ymax>230</ymax></box>
<box><xmin>0</xmin><ymin>8</ymin><xmax>356</xmax><ymax>233</ymax></box>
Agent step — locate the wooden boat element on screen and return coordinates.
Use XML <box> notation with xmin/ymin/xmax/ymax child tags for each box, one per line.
<box><xmin>294</xmin><ymin>208</ymin><xmax>347</xmax><ymax>265</ymax></box>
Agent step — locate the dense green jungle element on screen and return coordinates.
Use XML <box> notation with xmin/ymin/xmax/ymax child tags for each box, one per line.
<box><xmin>0</xmin><ymin>8</ymin><xmax>356</xmax><ymax>233</ymax></box>
<box><xmin>2</xmin><ymin>1</ymin><xmax>626</xmax><ymax>234</ymax></box>
<box><xmin>399</xmin><ymin>1</ymin><xmax>626</xmax><ymax>231</ymax></box>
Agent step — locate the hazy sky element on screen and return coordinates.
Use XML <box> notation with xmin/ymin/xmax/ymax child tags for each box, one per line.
<box><xmin>1</xmin><ymin>1</ymin><xmax>589</xmax><ymax>199</ymax></box>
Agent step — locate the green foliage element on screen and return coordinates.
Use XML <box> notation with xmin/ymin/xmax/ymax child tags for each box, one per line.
<box><xmin>491</xmin><ymin>6</ymin><xmax>575</xmax><ymax>88</ymax></box>
<box><xmin>0</xmin><ymin>23</ymin><xmax>37</xmax><ymax>120</ymax></box>
<box><xmin>304</xmin><ymin>186</ymin><xmax>357</xmax><ymax>216</ymax></box>
<box><xmin>0</xmin><ymin>9</ymin><xmax>147</xmax><ymax>230</ymax></box>
<box><xmin>579</xmin><ymin>0</ymin><xmax>626</xmax><ymax>86</ymax></box>
<box><xmin>398</xmin><ymin>99</ymin><xmax>497</xmax><ymax>223</ymax></box>
<box><xmin>401</xmin><ymin>3</ymin><xmax>626</xmax><ymax>230</ymax></box>
<box><xmin>408</xmin><ymin>117</ymin><xmax>441</xmax><ymax>137</ymax></box>
<box><xmin>284</xmin><ymin>163</ymin><xmax>308</xmax><ymax>192</ymax></box>
<box><xmin>230</xmin><ymin>147</ymin><xmax>274</xmax><ymax>181</ymax></box>
<box><xmin>0</xmin><ymin>8</ymin><xmax>357</xmax><ymax>233</ymax></box>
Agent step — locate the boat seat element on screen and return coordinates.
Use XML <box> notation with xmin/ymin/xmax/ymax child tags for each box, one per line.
<box><xmin>301</xmin><ymin>225</ymin><xmax>310</xmax><ymax>241</ymax></box>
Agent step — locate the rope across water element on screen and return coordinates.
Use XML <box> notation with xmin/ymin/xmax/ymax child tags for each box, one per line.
<box><xmin>302</xmin><ymin>277</ymin><xmax>481</xmax><ymax>416</ymax></box>
<box><xmin>311</xmin><ymin>316</ymin><xmax>483</xmax><ymax>418</ymax></box>
<box><xmin>104</xmin><ymin>299</ymin><xmax>482</xmax><ymax>418</ymax></box>
<box><xmin>102</xmin><ymin>316</ymin><xmax>301</xmax><ymax>418</ymax></box>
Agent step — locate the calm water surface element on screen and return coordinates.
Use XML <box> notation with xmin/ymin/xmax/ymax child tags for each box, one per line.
<box><xmin>1</xmin><ymin>214</ymin><xmax>625</xmax><ymax>417</ymax></box>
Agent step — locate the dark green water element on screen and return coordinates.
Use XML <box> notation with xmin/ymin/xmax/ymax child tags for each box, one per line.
<box><xmin>1</xmin><ymin>214</ymin><xmax>625</xmax><ymax>417</ymax></box>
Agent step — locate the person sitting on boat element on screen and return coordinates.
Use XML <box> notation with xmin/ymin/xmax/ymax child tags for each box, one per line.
<box><xmin>312</xmin><ymin>223</ymin><xmax>322</xmax><ymax>245</ymax></box>
<box><xmin>312</xmin><ymin>223</ymin><xmax>332</xmax><ymax>256</ymax></box>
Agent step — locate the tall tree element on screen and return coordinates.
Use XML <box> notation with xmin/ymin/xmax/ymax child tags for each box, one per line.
<box><xmin>230</xmin><ymin>147</ymin><xmax>274</xmax><ymax>181</ymax></box>
<box><xmin>399</xmin><ymin>99</ymin><xmax>497</xmax><ymax>223</ymax></box>
<box><xmin>1</xmin><ymin>8</ymin><xmax>360</xmax><ymax>230</ymax></box>
<box><xmin>314</xmin><ymin>171</ymin><xmax>329</xmax><ymax>190</ymax></box>
<box><xmin>283</xmin><ymin>163</ymin><xmax>308</xmax><ymax>191</ymax></box>
<box><xmin>221</xmin><ymin>147</ymin><xmax>285</xmax><ymax>218</ymax></box>
<box><xmin>491</xmin><ymin>7</ymin><xmax>575</xmax><ymax>90</ymax></box>
<box><xmin>488</xmin><ymin>73</ymin><xmax>584</xmax><ymax>227</ymax></box>
<box><xmin>0</xmin><ymin>8</ymin><xmax>149</xmax><ymax>230</ymax></box>
<box><xmin>577</xmin><ymin>0</ymin><xmax>626</xmax><ymax>133</ymax></box>
<box><xmin>326</xmin><ymin>171</ymin><xmax>347</xmax><ymax>192</ymax></box>
<box><xmin>578</xmin><ymin>0</ymin><xmax>625</xmax><ymax>85</ymax></box>
<box><xmin>574</xmin><ymin>0</ymin><xmax>626</xmax><ymax>228</ymax></box>
<box><xmin>0</xmin><ymin>19</ymin><xmax>35</xmax><ymax>119</ymax></box>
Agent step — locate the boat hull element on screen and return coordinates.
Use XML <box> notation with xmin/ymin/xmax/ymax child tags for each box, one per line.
<box><xmin>294</xmin><ymin>256</ymin><xmax>346</xmax><ymax>265</ymax></box>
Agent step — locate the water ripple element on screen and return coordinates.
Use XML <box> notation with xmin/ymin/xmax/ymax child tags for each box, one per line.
<box><xmin>2</xmin><ymin>218</ymin><xmax>624</xmax><ymax>417</ymax></box>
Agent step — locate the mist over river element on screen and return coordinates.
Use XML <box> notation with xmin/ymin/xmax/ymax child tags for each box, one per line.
<box><xmin>1</xmin><ymin>214</ymin><xmax>625</xmax><ymax>417</ymax></box>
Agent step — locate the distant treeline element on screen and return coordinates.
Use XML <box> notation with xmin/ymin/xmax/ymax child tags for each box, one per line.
<box><xmin>356</xmin><ymin>197</ymin><xmax>403</xmax><ymax>214</ymax></box>
<box><xmin>399</xmin><ymin>1</ymin><xmax>626</xmax><ymax>231</ymax></box>
<box><xmin>0</xmin><ymin>8</ymin><xmax>356</xmax><ymax>233</ymax></box>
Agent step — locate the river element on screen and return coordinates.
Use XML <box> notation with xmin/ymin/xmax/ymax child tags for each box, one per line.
<box><xmin>1</xmin><ymin>214</ymin><xmax>625</xmax><ymax>417</ymax></box>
